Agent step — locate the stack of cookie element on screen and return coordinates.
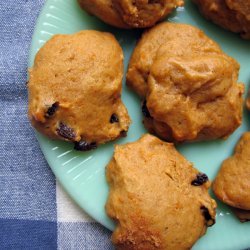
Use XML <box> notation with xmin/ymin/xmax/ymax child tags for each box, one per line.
<box><xmin>28</xmin><ymin>0</ymin><xmax>250</xmax><ymax>249</ymax></box>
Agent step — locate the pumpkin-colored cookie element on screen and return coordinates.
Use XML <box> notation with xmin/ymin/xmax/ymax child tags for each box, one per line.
<box><xmin>78</xmin><ymin>0</ymin><xmax>129</xmax><ymax>28</ymax></box>
<box><xmin>213</xmin><ymin>132</ymin><xmax>250</xmax><ymax>221</ymax></box>
<box><xmin>193</xmin><ymin>0</ymin><xmax>250</xmax><ymax>39</ymax></box>
<box><xmin>127</xmin><ymin>22</ymin><xmax>244</xmax><ymax>142</ymax></box>
<box><xmin>106</xmin><ymin>134</ymin><xmax>216</xmax><ymax>250</ymax></box>
<box><xmin>78</xmin><ymin>0</ymin><xmax>183</xmax><ymax>28</ymax></box>
<box><xmin>126</xmin><ymin>22</ymin><xmax>214</xmax><ymax>98</ymax></box>
<box><xmin>28</xmin><ymin>30</ymin><xmax>130</xmax><ymax>151</ymax></box>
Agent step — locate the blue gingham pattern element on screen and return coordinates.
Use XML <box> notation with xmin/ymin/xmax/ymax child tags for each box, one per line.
<box><xmin>0</xmin><ymin>0</ymin><xmax>113</xmax><ymax>248</ymax></box>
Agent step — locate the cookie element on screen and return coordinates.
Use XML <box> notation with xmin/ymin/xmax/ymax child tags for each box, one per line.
<box><xmin>28</xmin><ymin>30</ymin><xmax>130</xmax><ymax>150</ymax></box>
<box><xmin>146</xmin><ymin>44</ymin><xmax>244</xmax><ymax>142</ymax></box>
<box><xmin>112</xmin><ymin>0</ymin><xmax>184</xmax><ymax>28</ymax></box>
<box><xmin>126</xmin><ymin>22</ymin><xmax>222</xmax><ymax>98</ymax></box>
<box><xmin>247</xmin><ymin>91</ymin><xmax>250</xmax><ymax>110</ymax></box>
<box><xmin>213</xmin><ymin>132</ymin><xmax>250</xmax><ymax>220</ymax></box>
<box><xmin>106</xmin><ymin>134</ymin><xmax>216</xmax><ymax>250</ymax></box>
<box><xmin>193</xmin><ymin>0</ymin><xmax>250</xmax><ymax>39</ymax></box>
<box><xmin>78</xmin><ymin>0</ymin><xmax>183</xmax><ymax>29</ymax></box>
<box><xmin>78</xmin><ymin>0</ymin><xmax>129</xmax><ymax>28</ymax></box>
<box><xmin>127</xmin><ymin>22</ymin><xmax>244</xmax><ymax>142</ymax></box>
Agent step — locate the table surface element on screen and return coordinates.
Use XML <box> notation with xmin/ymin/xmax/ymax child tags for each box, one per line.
<box><xmin>0</xmin><ymin>0</ymin><xmax>113</xmax><ymax>249</ymax></box>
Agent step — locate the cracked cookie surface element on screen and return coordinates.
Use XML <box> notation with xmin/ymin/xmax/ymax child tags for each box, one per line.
<box><xmin>193</xmin><ymin>0</ymin><xmax>250</xmax><ymax>39</ymax></box>
<box><xmin>106</xmin><ymin>134</ymin><xmax>216</xmax><ymax>250</ymax></box>
<box><xmin>127</xmin><ymin>22</ymin><xmax>244</xmax><ymax>142</ymax></box>
<box><xmin>78</xmin><ymin>0</ymin><xmax>183</xmax><ymax>28</ymax></box>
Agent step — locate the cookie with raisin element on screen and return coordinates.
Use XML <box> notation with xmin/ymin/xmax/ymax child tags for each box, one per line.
<box><xmin>106</xmin><ymin>134</ymin><xmax>216</xmax><ymax>249</ymax></box>
<box><xmin>28</xmin><ymin>30</ymin><xmax>130</xmax><ymax>151</ymax></box>
<box><xmin>127</xmin><ymin>22</ymin><xmax>244</xmax><ymax>142</ymax></box>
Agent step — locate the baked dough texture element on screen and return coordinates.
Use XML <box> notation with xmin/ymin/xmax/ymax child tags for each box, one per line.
<box><xmin>127</xmin><ymin>22</ymin><xmax>244</xmax><ymax>142</ymax></box>
<box><xmin>28</xmin><ymin>31</ymin><xmax>130</xmax><ymax>150</ymax></box>
<box><xmin>106</xmin><ymin>134</ymin><xmax>216</xmax><ymax>250</ymax></box>
<box><xmin>193</xmin><ymin>0</ymin><xmax>250</xmax><ymax>39</ymax></box>
<box><xmin>78</xmin><ymin>0</ymin><xmax>129</xmax><ymax>28</ymax></box>
<box><xmin>247</xmin><ymin>91</ymin><xmax>250</xmax><ymax>110</ymax></box>
<box><xmin>213</xmin><ymin>132</ymin><xmax>250</xmax><ymax>219</ymax></box>
<box><xmin>78</xmin><ymin>0</ymin><xmax>183</xmax><ymax>28</ymax></box>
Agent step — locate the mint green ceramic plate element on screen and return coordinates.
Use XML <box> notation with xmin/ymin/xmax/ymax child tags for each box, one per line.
<box><xmin>29</xmin><ymin>0</ymin><xmax>250</xmax><ymax>249</ymax></box>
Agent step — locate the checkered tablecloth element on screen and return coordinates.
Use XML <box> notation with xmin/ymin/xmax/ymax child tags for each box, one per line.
<box><xmin>0</xmin><ymin>0</ymin><xmax>113</xmax><ymax>248</ymax></box>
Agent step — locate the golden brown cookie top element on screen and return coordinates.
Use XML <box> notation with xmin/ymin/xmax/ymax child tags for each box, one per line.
<box><xmin>226</xmin><ymin>0</ymin><xmax>250</xmax><ymax>19</ymax></box>
<box><xmin>106</xmin><ymin>134</ymin><xmax>216</xmax><ymax>250</ymax></box>
<box><xmin>126</xmin><ymin>22</ymin><xmax>221</xmax><ymax>98</ymax></box>
<box><xmin>113</xmin><ymin>0</ymin><xmax>183</xmax><ymax>28</ymax></box>
<box><xmin>246</xmin><ymin>91</ymin><xmax>250</xmax><ymax>110</ymax></box>
<box><xmin>247</xmin><ymin>99</ymin><xmax>250</xmax><ymax>110</ymax></box>
<box><xmin>127</xmin><ymin>22</ymin><xmax>244</xmax><ymax>142</ymax></box>
<box><xmin>213</xmin><ymin>132</ymin><xmax>250</xmax><ymax>210</ymax></box>
<box><xmin>147</xmin><ymin>45</ymin><xmax>243</xmax><ymax>141</ymax></box>
<box><xmin>193</xmin><ymin>0</ymin><xmax>250</xmax><ymax>39</ymax></box>
<box><xmin>78</xmin><ymin>0</ymin><xmax>129</xmax><ymax>28</ymax></box>
<box><xmin>78</xmin><ymin>0</ymin><xmax>183</xmax><ymax>29</ymax></box>
<box><xmin>28</xmin><ymin>30</ymin><xmax>130</xmax><ymax>148</ymax></box>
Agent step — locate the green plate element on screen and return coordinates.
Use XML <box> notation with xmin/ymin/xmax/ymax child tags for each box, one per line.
<box><xmin>29</xmin><ymin>0</ymin><xmax>250</xmax><ymax>249</ymax></box>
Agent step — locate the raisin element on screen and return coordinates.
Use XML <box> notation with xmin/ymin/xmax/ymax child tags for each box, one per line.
<box><xmin>191</xmin><ymin>173</ymin><xmax>208</xmax><ymax>186</ymax></box>
<box><xmin>110</xmin><ymin>114</ymin><xmax>119</xmax><ymax>123</ymax></box>
<box><xmin>46</xmin><ymin>102</ymin><xmax>59</xmax><ymax>117</ymax></box>
<box><xmin>56</xmin><ymin>122</ymin><xmax>76</xmax><ymax>140</ymax></box>
<box><xmin>74</xmin><ymin>141</ymin><xmax>97</xmax><ymax>151</ymax></box>
<box><xmin>120</xmin><ymin>130</ymin><xmax>127</xmax><ymax>137</ymax></box>
<box><xmin>142</xmin><ymin>100</ymin><xmax>151</xmax><ymax>118</ymax></box>
<box><xmin>200</xmin><ymin>206</ymin><xmax>215</xmax><ymax>227</ymax></box>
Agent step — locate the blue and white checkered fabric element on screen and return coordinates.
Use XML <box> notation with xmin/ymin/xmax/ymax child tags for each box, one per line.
<box><xmin>0</xmin><ymin>0</ymin><xmax>113</xmax><ymax>248</ymax></box>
